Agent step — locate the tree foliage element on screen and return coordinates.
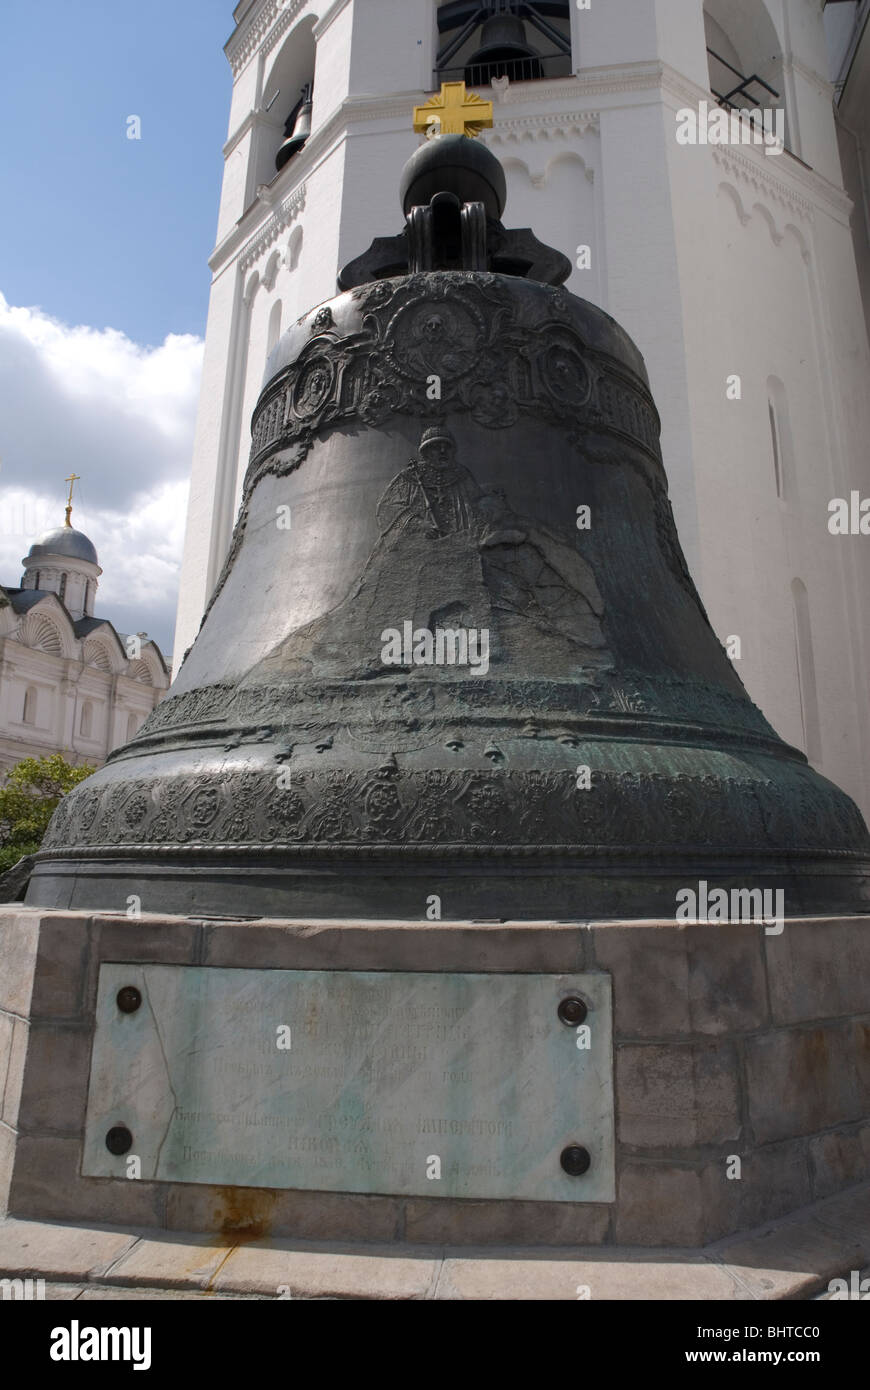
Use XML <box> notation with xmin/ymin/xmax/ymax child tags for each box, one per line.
<box><xmin>0</xmin><ymin>754</ymin><xmax>94</xmax><ymax>872</ymax></box>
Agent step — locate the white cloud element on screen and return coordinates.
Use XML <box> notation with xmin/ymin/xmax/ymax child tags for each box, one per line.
<box><xmin>0</xmin><ymin>293</ymin><xmax>202</xmax><ymax>657</ymax></box>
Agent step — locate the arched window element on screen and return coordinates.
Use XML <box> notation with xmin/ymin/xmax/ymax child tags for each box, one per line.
<box><xmin>436</xmin><ymin>2</ymin><xmax>572</xmax><ymax>88</ymax></box>
<box><xmin>79</xmin><ymin>701</ymin><xmax>93</xmax><ymax>738</ymax></box>
<box><xmin>766</xmin><ymin>376</ymin><xmax>794</xmax><ymax>501</ymax></box>
<box><xmin>84</xmin><ymin>581</ymin><xmax>91</xmax><ymax>614</ymax></box>
<box><xmin>22</xmin><ymin>686</ymin><xmax>37</xmax><ymax>725</ymax></box>
<box><xmin>267</xmin><ymin>298</ymin><xmax>283</xmax><ymax>355</ymax></box>
<box><xmin>791</xmin><ymin>579</ymin><xmax>822</xmax><ymax>765</ymax></box>
<box><xmin>34</xmin><ymin>570</ymin><xmax>41</xmax><ymax>590</ymax></box>
<box><xmin>59</xmin><ymin>572</ymin><xmax>67</xmax><ymax>603</ymax></box>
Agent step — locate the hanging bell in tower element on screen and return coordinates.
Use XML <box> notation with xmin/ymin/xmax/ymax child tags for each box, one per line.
<box><xmin>27</xmin><ymin>100</ymin><xmax>870</xmax><ymax>921</ymax></box>
<box><xmin>465</xmin><ymin>4</ymin><xmax>543</xmax><ymax>83</ymax></box>
<box><xmin>275</xmin><ymin>83</ymin><xmax>313</xmax><ymax>172</ymax></box>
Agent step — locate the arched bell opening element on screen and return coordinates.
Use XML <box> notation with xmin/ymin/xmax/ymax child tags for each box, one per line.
<box><xmin>436</xmin><ymin>1</ymin><xmax>572</xmax><ymax>89</ymax></box>
<box><xmin>252</xmin><ymin>16</ymin><xmax>317</xmax><ymax>184</ymax></box>
<box><xmin>703</xmin><ymin>0</ymin><xmax>790</xmax><ymax>152</ymax></box>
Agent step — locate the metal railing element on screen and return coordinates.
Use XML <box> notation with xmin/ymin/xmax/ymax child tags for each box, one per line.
<box><xmin>705</xmin><ymin>45</ymin><xmax>794</xmax><ymax>157</ymax></box>
<box><xmin>436</xmin><ymin>52</ymin><xmax>572</xmax><ymax>86</ymax></box>
<box><xmin>706</xmin><ymin>46</ymin><xmax>780</xmax><ymax>110</ymax></box>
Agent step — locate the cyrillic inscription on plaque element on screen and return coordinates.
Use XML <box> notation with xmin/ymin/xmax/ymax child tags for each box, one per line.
<box><xmin>83</xmin><ymin>965</ymin><xmax>614</xmax><ymax>1202</ymax></box>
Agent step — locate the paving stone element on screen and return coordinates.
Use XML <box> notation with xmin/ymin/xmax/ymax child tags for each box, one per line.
<box><xmin>0</xmin><ymin>1280</ymin><xmax>86</xmax><ymax>1300</ymax></box>
<box><xmin>76</xmin><ymin>1284</ymin><xmax>249</xmax><ymax>1300</ymax></box>
<box><xmin>214</xmin><ymin>1241</ymin><xmax>438</xmax><ymax>1298</ymax></box>
<box><xmin>435</xmin><ymin>1252</ymin><xmax>747</xmax><ymax>1300</ymax></box>
<box><xmin>714</xmin><ymin>1213</ymin><xmax>866</xmax><ymax>1300</ymax></box>
<box><xmin>812</xmin><ymin>1263</ymin><xmax>870</xmax><ymax>1300</ymax></box>
<box><xmin>0</xmin><ymin>1217</ymin><xmax>136</xmax><ymax>1281</ymax></box>
<box><xmin>102</xmin><ymin>1233</ymin><xmax>233</xmax><ymax>1290</ymax></box>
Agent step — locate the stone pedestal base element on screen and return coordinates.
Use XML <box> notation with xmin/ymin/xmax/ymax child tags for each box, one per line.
<box><xmin>1</xmin><ymin>908</ymin><xmax>869</xmax><ymax>1248</ymax></box>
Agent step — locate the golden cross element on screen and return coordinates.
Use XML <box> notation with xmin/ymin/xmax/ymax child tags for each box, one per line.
<box><xmin>64</xmin><ymin>472</ymin><xmax>80</xmax><ymax>527</ymax></box>
<box><xmin>413</xmin><ymin>81</ymin><xmax>494</xmax><ymax>138</ymax></box>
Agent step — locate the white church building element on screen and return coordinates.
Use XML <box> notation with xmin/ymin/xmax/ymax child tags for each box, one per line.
<box><xmin>0</xmin><ymin>505</ymin><xmax>170</xmax><ymax>772</ymax></box>
<box><xmin>174</xmin><ymin>0</ymin><xmax>870</xmax><ymax>819</ymax></box>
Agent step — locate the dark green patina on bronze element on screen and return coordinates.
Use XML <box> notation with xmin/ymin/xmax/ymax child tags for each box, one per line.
<box><xmin>27</xmin><ymin>138</ymin><xmax>870</xmax><ymax>918</ymax></box>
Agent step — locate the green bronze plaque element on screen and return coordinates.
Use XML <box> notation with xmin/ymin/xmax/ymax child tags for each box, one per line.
<box><xmin>83</xmin><ymin>964</ymin><xmax>614</xmax><ymax>1202</ymax></box>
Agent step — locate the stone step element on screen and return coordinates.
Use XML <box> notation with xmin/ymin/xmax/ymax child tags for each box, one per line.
<box><xmin>1</xmin><ymin>1179</ymin><xmax>868</xmax><ymax>1300</ymax></box>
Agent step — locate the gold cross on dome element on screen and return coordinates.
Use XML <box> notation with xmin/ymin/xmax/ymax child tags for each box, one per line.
<box><xmin>413</xmin><ymin>81</ymin><xmax>494</xmax><ymax>138</ymax></box>
<box><xmin>64</xmin><ymin>472</ymin><xmax>81</xmax><ymax>527</ymax></box>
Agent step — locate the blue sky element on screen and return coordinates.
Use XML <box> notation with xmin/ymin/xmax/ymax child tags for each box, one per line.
<box><xmin>0</xmin><ymin>2</ymin><xmax>235</xmax><ymax>657</ymax></box>
<box><xmin>0</xmin><ymin>0</ymin><xmax>230</xmax><ymax>345</ymax></box>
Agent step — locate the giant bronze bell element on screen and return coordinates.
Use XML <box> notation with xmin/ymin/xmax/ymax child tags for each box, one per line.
<box><xmin>28</xmin><ymin>88</ymin><xmax>870</xmax><ymax>919</ymax></box>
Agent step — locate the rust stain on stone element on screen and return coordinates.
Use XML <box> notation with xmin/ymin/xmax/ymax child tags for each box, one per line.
<box><xmin>213</xmin><ymin>1185</ymin><xmax>279</xmax><ymax>1242</ymax></box>
<box><xmin>802</xmin><ymin>1029</ymin><xmax>830</xmax><ymax>1068</ymax></box>
<box><xmin>784</xmin><ymin>1029</ymin><xmax>833</xmax><ymax>1100</ymax></box>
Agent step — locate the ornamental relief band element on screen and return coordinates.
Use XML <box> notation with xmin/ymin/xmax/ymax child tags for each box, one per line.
<box><xmin>125</xmin><ymin>672</ymin><xmax>779</xmax><ymax>747</ymax></box>
<box><xmin>246</xmin><ymin>275</ymin><xmax>662</xmax><ymax>479</ymax></box>
<box><xmin>40</xmin><ymin>763</ymin><xmax>869</xmax><ymax>855</ymax></box>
